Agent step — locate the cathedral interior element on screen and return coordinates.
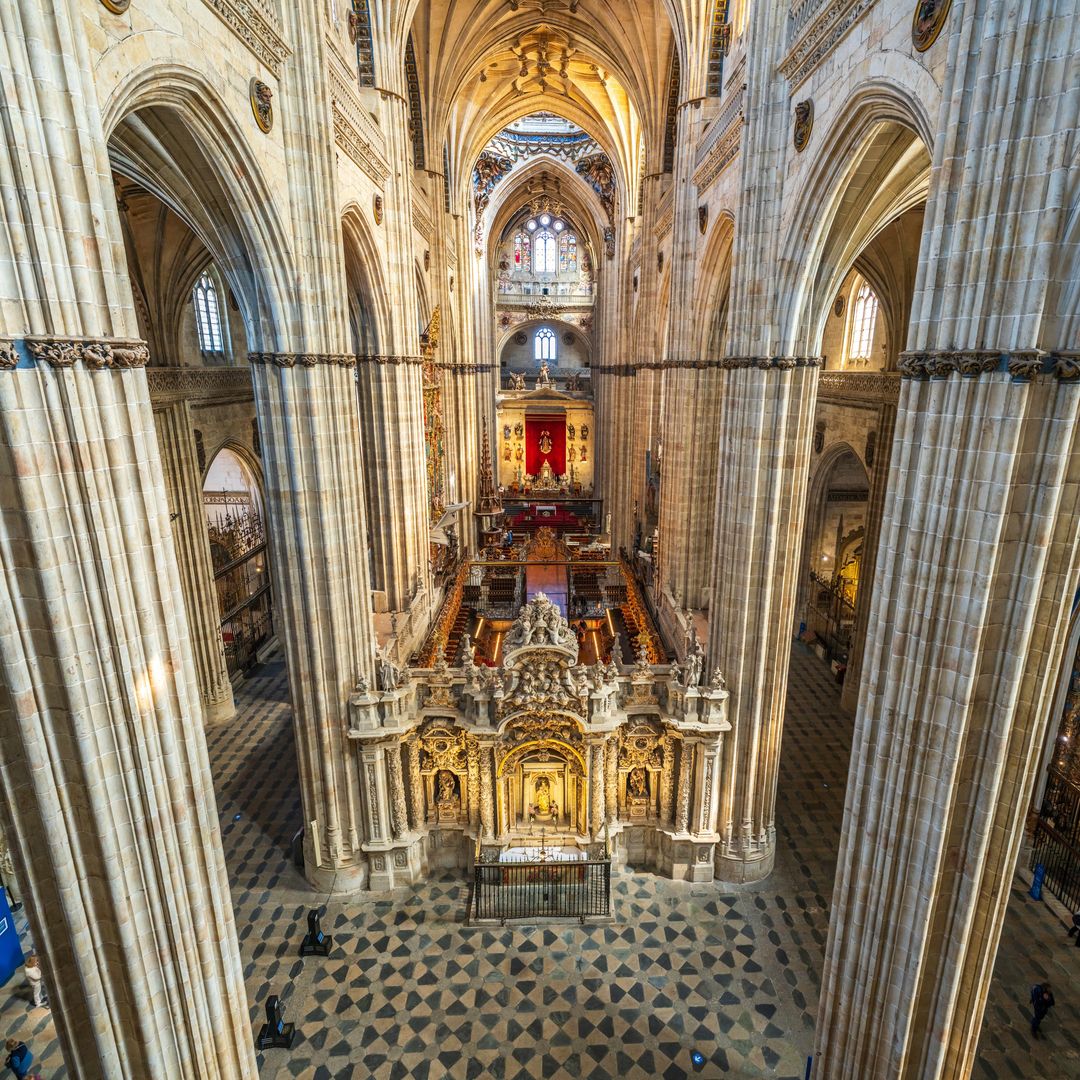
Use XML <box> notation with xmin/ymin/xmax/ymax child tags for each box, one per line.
<box><xmin>1</xmin><ymin>1</ymin><xmax>1080</xmax><ymax>1078</ymax></box>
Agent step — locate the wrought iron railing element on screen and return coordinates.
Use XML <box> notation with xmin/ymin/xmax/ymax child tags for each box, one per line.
<box><xmin>472</xmin><ymin>855</ymin><xmax>611</xmax><ymax>923</ymax></box>
<box><xmin>1032</xmin><ymin>766</ymin><xmax>1080</xmax><ymax>911</ymax></box>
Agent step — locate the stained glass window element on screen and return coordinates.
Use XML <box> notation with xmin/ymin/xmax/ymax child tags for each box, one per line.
<box><xmin>559</xmin><ymin>233</ymin><xmax>578</xmax><ymax>273</ymax></box>
<box><xmin>535</xmin><ymin>327</ymin><xmax>557</xmax><ymax>361</ymax></box>
<box><xmin>849</xmin><ymin>282</ymin><xmax>879</xmax><ymax>361</ymax></box>
<box><xmin>534</xmin><ymin>230</ymin><xmax>557</xmax><ymax>273</ymax></box>
<box><xmin>514</xmin><ymin>231</ymin><xmax>531</xmax><ymax>268</ymax></box>
<box><xmin>193</xmin><ymin>272</ymin><xmax>224</xmax><ymax>353</ymax></box>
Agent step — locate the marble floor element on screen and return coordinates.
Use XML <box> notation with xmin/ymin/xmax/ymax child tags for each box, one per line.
<box><xmin>5</xmin><ymin>645</ymin><xmax>1080</xmax><ymax>1077</ymax></box>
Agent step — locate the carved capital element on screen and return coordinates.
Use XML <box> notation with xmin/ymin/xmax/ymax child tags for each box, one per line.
<box><xmin>0</xmin><ymin>341</ymin><xmax>17</xmax><ymax>369</ymax></box>
<box><xmin>357</xmin><ymin>354</ymin><xmax>426</xmax><ymax>367</ymax></box>
<box><xmin>1052</xmin><ymin>353</ymin><xmax>1080</xmax><ymax>382</ymax></box>
<box><xmin>248</xmin><ymin>352</ymin><xmax>356</xmax><ymax>368</ymax></box>
<box><xmin>21</xmin><ymin>337</ymin><xmax>149</xmax><ymax>370</ymax></box>
<box><xmin>721</xmin><ymin>355</ymin><xmax>822</xmax><ymax>371</ymax></box>
<box><xmin>1007</xmin><ymin>351</ymin><xmax>1045</xmax><ymax>382</ymax></box>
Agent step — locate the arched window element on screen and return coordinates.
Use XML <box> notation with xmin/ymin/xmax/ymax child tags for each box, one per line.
<box><xmin>193</xmin><ymin>272</ymin><xmax>224</xmax><ymax>353</ymax></box>
<box><xmin>848</xmin><ymin>282</ymin><xmax>879</xmax><ymax>362</ymax></box>
<box><xmin>514</xmin><ymin>231</ymin><xmax>531</xmax><ymax>268</ymax></box>
<box><xmin>533</xmin><ymin>230</ymin><xmax>557</xmax><ymax>274</ymax></box>
<box><xmin>558</xmin><ymin>232</ymin><xmax>578</xmax><ymax>273</ymax></box>
<box><xmin>535</xmin><ymin>327</ymin><xmax>557</xmax><ymax>361</ymax></box>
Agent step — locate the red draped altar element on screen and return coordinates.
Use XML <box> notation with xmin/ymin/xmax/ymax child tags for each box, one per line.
<box><xmin>525</xmin><ymin>414</ymin><xmax>566</xmax><ymax>476</ymax></box>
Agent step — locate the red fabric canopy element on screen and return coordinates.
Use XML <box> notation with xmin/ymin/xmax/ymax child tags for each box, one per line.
<box><xmin>525</xmin><ymin>414</ymin><xmax>566</xmax><ymax>476</ymax></box>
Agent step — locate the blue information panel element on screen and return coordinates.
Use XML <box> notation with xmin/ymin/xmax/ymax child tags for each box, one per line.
<box><xmin>0</xmin><ymin>886</ymin><xmax>23</xmax><ymax>988</ymax></box>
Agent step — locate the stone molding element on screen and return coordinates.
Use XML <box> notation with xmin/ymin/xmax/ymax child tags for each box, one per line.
<box><xmin>249</xmin><ymin>352</ymin><xmax>355</xmax><ymax>368</ymax></box>
<box><xmin>780</xmin><ymin>0</ymin><xmax>879</xmax><ymax>90</ymax></box>
<box><xmin>147</xmin><ymin>366</ymin><xmax>254</xmax><ymax>403</ymax></box>
<box><xmin>818</xmin><ymin>370</ymin><xmax>901</xmax><ymax>404</ymax></box>
<box><xmin>692</xmin><ymin>101</ymin><xmax>743</xmax><ymax>192</ymax></box>
<box><xmin>594</xmin><ymin>356</ymin><xmax>822</xmax><ymax>376</ymax></box>
<box><xmin>412</xmin><ymin>203</ymin><xmax>434</xmax><ymax>244</ymax></box>
<box><xmin>200</xmin><ymin>0</ymin><xmax>290</xmax><ymax>78</ymax></box>
<box><xmin>2</xmin><ymin>337</ymin><xmax>151</xmax><ymax>370</ymax></box>
<box><xmin>330</xmin><ymin>70</ymin><xmax>390</xmax><ymax>184</ymax></box>
<box><xmin>898</xmin><ymin>349</ymin><xmax>1078</xmax><ymax>381</ymax></box>
<box><xmin>357</xmin><ymin>354</ymin><xmax>426</xmax><ymax>367</ymax></box>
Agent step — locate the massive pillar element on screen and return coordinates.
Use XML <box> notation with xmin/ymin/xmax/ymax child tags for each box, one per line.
<box><xmin>815</xmin><ymin>7</ymin><xmax>1080</xmax><ymax>1076</ymax></box>
<box><xmin>656</xmin><ymin>97</ymin><xmax>725</xmax><ymax>624</ymax></box>
<box><xmin>355</xmin><ymin>69</ymin><xmax>431</xmax><ymax>620</ymax></box>
<box><xmin>706</xmin><ymin>0</ymin><xmax>819</xmax><ymax>884</ymax></box>
<box><xmin>154</xmin><ymin>398</ymin><xmax>235</xmax><ymax>724</ymax></box>
<box><xmin>250</xmin><ymin>3</ymin><xmax>378</xmax><ymax>892</ymax></box>
<box><xmin>0</xmin><ymin>3</ymin><xmax>255</xmax><ymax>1075</ymax></box>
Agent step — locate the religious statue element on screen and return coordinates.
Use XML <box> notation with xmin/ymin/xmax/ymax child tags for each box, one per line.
<box><xmin>509</xmin><ymin>371</ymin><xmax>526</xmax><ymax>390</ymax></box>
<box><xmin>534</xmin><ymin>776</ymin><xmax>553</xmax><ymax>816</ymax></box>
<box><xmin>503</xmin><ymin>424</ymin><xmax>511</xmax><ymax>439</ymax></box>
<box><xmin>514</xmin><ymin>421</ymin><xmax>524</xmax><ymax>439</ymax></box>
<box><xmin>515</xmin><ymin>445</ymin><xmax>523</xmax><ymax>463</ymax></box>
<box><xmin>504</xmin><ymin>442</ymin><xmax>511</xmax><ymax>461</ymax></box>
<box><xmin>628</xmin><ymin>767</ymin><xmax>648</xmax><ymax>800</ymax></box>
<box><xmin>569</xmin><ymin>445</ymin><xmax>576</xmax><ymax>463</ymax></box>
<box><xmin>437</xmin><ymin>769</ymin><xmax>457</xmax><ymax>805</ymax></box>
<box><xmin>536</xmin><ymin>359</ymin><xmax>554</xmax><ymax>388</ymax></box>
<box><xmin>579</xmin><ymin>445</ymin><xmax>587</xmax><ymax>462</ymax></box>
<box><xmin>538</xmin><ymin>429</ymin><xmax>553</xmax><ymax>455</ymax></box>
<box><xmin>580</xmin><ymin>424</ymin><xmax>589</xmax><ymax>440</ymax></box>
<box><xmin>568</xmin><ymin>423</ymin><xmax>576</xmax><ymax>440</ymax></box>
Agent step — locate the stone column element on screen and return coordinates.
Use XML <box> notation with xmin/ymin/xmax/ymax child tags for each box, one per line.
<box><xmin>839</xmin><ymin>395</ymin><xmax>897</xmax><ymax>714</ymax></box>
<box><xmin>0</xmin><ymin>3</ymin><xmax>256</xmax><ymax>1075</ymax></box>
<box><xmin>816</xmin><ymin>8</ymin><xmax>1080</xmax><ymax>1076</ymax></box>
<box><xmin>479</xmin><ymin>745</ymin><xmax>495</xmax><ymax>840</ymax></box>
<box><xmin>660</xmin><ymin>735</ymin><xmax>676</xmax><ymax>825</ymax></box>
<box><xmin>590</xmin><ymin>741</ymin><xmax>607</xmax><ymax>838</ymax></box>
<box><xmin>675</xmin><ymin>740</ymin><xmax>694</xmax><ymax>834</ymax></box>
<box><xmin>359</xmin><ymin>746</ymin><xmax>393</xmax><ymax>846</ymax></box>
<box><xmin>407</xmin><ymin>738</ymin><xmax>425</xmax><ymax>830</ymax></box>
<box><xmin>693</xmin><ymin>738</ymin><xmax>722</xmax><ymax>836</ymax></box>
<box><xmin>467</xmin><ymin>739</ymin><xmax>481</xmax><ymax>827</ymax></box>
<box><xmin>385</xmin><ymin>743</ymin><xmax>408</xmax><ymax>840</ymax></box>
<box><xmin>249</xmin><ymin>2</ymin><xmax>378</xmax><ymax>893</ymax></box>
<box><xmin>153</xmin><ymin>398</ymin><xmax>235</xmax><ymax>724</ymax></box>
<box><xmin>604</xmin><ymin>736</ymin><xmax>619</xmax><ymax>824</ymax></box>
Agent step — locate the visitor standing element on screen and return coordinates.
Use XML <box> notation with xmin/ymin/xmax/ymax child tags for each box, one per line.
<box><xmin>22</xmin><ymin>956</ymin><xmax>45</xmax><ymax>1012</ymax></box>
<box><xmin>3</xmin><ymin>1038</ymin><xmax>33</xmax><ymax>1079</ymax></box>
<box><xmin>1030</xmin><ymin>982</ymin><xmax>1055</xmax><ymax>1037</ymax></box>
<box><xmin>1067</xmin><ymin>910</ymin><xmax>1080</xmax><ymax>945</ymax></box>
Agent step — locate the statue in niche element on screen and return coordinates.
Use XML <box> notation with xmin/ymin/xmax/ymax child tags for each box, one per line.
<box><xmin>628</xmin><ymin>768</ymin><xmax>649</xmax><ymax>800</ymax></box>
<box><xmin>534</xmin><ymin>776</ymin><xmax>553</xmax><ymax>817</ymax></box>
<box><xmin>539</xmin><ymin>430</ymin><xmax>553</xmax><ymax>455</ymax></box>
<box><xmin>436</xmin><ymin>769</ymin><xmax>458</xmax><ymax>805</ymax></box>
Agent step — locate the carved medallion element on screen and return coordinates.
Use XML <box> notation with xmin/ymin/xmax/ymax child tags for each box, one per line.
<box><xmin>793</xmin><ymin>99</ymin><xmax>813</xmax><ymax>153</ymax></box>
<box><xmin>373</xmin><ymin>194</ymin><xmax>384</xmax><ymax>225</ymax></box>
<box><xmin>912</xmin><ymin>0</ymin><xmax>952</xmax><ymax>52</ymax></box>
<box><xmin>698</xmin><ymin>205</ymin><xmax>708</xmax><ymax>235</ymax></box>
<box><xmin>348</xmin><ymin>9</ymin><xmax>361</xmax><ymax>43</ymax></box>
<box><xmin>833</xmin><ymin>294</ymin><xmax>845</xmax><ymax>318</ymax></box>
<box><xmin>99</xmin><ymin>0</ymin><xmax>131</xmax><ymax>11</ymax></box>
<box><xmin>249</xmin><ymin>78</ymin><xmax>273</xmax><ymax>134</ymax></box>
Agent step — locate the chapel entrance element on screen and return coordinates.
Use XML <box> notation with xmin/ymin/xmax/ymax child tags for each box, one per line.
<box><xmin>499</xmin><ymin>741</ymin><xmax>586</xmax><ymax>836</ymax></box>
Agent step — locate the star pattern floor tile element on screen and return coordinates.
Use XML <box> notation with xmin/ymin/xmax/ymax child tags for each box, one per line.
<box><xmin>5</xmin><ymin>645</ymin><xmax>1080</xmax><ymax>1076</ymax></box>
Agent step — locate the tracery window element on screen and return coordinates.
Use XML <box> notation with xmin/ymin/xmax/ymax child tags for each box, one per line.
<box><xmin>533</xmin><ymin>230</ymin><xmax>557</xmax><ymax>274</ymax></box>
<box><xmin>535</xmin><ymin>327</ymin><xmax>557</xmax><ymax>361</ymax></box>
<box><xmin>514</xmin><ymin>231</ymin><xmax>531</xmax><ymax>268</ymax></box>
<box><xmin>849</xmin><ymin>282</ymin><xmax>879</xmax><ymax>362</ymax></box>
<box><xmin>193</xmin><ymin>272</ymin><xmax>224</xmax><ymax>353</ymax></box>
<box><xmin>558</xmin><ymin>232</ymin><xmax>578</xmax><ymax>272</ymax></box>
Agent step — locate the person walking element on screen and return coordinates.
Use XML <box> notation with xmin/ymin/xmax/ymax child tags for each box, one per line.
<box><xmin>1031</xmin><ymin>981</ymin><xmax>1055</xmax><ymax>1037</ymax></box>
<box><xmin>3</xmin><ymin>1038</ymin><xmax>33</xmax><ymax>1079</ymax></box>
<box><xmin>23</xmin><ymin>956</ymin><xmax>46</xmax><ymax>1011</ymax></box>
<box><xmin>1067</xmin><ymin>910</ymin><xmax>1080</xmax><ymax>945</ymax></box>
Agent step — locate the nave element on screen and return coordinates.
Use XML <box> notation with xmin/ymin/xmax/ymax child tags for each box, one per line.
<box><xmin>5</xmin><ymin>651</ymin><xmax>1074</xmax><ymax>1079</ymax></box>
